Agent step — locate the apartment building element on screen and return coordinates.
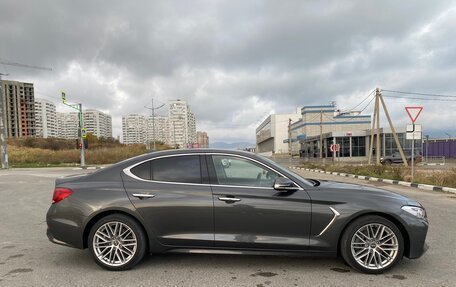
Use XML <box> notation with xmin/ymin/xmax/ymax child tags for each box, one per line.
<box><xmin>56</xmin><ymin>112</ymin><xmax>79</xmax><ymax>139</ymax></box>
<box><xmin>1</xmin><ymin>80</ymin><xmax>36</xmax><ymax>138</ymax></box>
<box><xmin>84</xmin><ymin>109</ymin><xmax>113</xmax><ymax>139</ymax></box>
<box><xmin>196</xmin><ymin>131</ymin><xmax>209</xmax><ymax>148</ymax></box>
<box><xmin>146</xmin><ymin>115</ymin><xmax>169</xmax><ymax>145</ymax></box>
<box><xmin>168</xmin><ymin>99</ymin><xmax>197</xmax><ymax>148</ymax></box>
<box><xmin>122</xmin><ymin>114</ymin><xmax>147</xmax><ymax>144</ymax></box>
<box><xmin>34</xmin><ymin>98</ymin><xmax>57</xmax><ymax>138</ymax></box>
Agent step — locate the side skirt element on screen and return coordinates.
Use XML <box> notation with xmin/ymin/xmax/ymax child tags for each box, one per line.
<box><xmin>160</xmin><ymin>248</ymin><xmax>336</xmax><ymax>257</ymax></box>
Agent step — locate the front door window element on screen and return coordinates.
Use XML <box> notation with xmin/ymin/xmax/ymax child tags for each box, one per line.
<box><xmin>211</xmin><ymin>155</ymin><xmax>279</xmax><ymax>187</ymax></box>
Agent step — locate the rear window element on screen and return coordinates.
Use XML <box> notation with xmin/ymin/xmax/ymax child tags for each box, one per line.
<box><xmin>130</xmin><ymin>161</ymin><xmax>151</xmax><ymax>180</ymax></box>
<box><xmin>152</xmin><ymin>155</ymin><xmax>201</xmax><ymax>184</ymax></box>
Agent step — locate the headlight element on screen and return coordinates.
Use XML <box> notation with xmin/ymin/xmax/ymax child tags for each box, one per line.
<box><xmin>401</xmin><ymin>205</ymin><xmax>426</xmax><ymax>219</ymax></box>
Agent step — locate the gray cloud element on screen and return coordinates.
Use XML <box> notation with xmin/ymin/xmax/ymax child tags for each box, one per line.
<box><xmin>1</xmin><ymin>0</ymin><xmax>456</xmax><ymax>142</ymax></box>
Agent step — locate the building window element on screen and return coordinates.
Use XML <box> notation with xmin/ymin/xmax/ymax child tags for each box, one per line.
<box><xmin>352</xmin><ymin>136</ymin><xmax>366</xmax><ymax>157</ymax></box>
<box><xmin>336</xmin><ymin>137</ymin><xmax>350</xmax><ymax>157</ymax></box>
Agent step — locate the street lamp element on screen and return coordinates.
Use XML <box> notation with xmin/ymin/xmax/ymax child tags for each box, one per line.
<box><xmin>145</xmin><ymin>98</ymin><xmax>165</xmax><ymax>150</ymax></box>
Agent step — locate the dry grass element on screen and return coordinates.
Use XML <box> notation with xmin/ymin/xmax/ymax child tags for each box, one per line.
<box><xmin>300</xmin><ymin>163</ymin><xmax>456</xmax><ymax>188</ymax></box>
<box><xmin>8</xmin><ymin>144</ymin><xmax>161</xmax><ymax>167</ymax></box>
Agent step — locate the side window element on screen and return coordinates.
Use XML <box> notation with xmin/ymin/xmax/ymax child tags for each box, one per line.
<box><xmin>151</xmin><ymin>155</ymin><xmax>201</xmax><ymax>184</ymax></box>
<box><xmin>130</xmin><ymin>161</ymin><xmax>151</xmax><ymax>180</ymax></box>
<box><xmin>211</xmin><ymin>155</ymin><xmax>279</xmax><ymax>187</ymax></box>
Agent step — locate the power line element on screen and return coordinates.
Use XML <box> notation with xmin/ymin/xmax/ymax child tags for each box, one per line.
<box><xmin>322</xmin><ymin>95</ymin><xmax>375</xmax><ymax>123</ymax></box>
<box><xmin>340</xmin><ymin>89</ymin><xmax>375</xmax><ymax>112</ymax></box>
<box><xmin>382</xmin><ymin>89</ymin><xmax>456</xmax><ymax>98</ymax></box>
<box><xmin>382</xmin><ymin>94</ymin><xmax>456</xmax><ymax>102</ymax></box>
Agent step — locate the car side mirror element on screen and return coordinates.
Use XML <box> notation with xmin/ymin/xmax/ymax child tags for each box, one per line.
<box><xmin>273</xmin><ymin>177</ymin><xmax>299</xmax><ymax>191</ymax></box>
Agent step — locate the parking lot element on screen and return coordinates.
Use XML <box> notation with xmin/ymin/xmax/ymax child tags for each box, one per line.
<box><xmin>0</xmin><ymin>167</ymin><xmax>455</xmax><ymax>287</ymax></box>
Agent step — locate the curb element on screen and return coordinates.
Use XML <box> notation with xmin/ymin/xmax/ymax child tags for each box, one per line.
<box><xmin>72</xmin><ymin>166</ymin><xmax>104</xmax><ymax>170</ymax></box>
<box><xmin>420</xmin><ymin>163</ymin><xmax>445</xmax><ymax>166</ymax></box>
<box><xmin>289</xmin><ymin>166</ymin><xmax>456</xmax><ymax>194</ymax></box>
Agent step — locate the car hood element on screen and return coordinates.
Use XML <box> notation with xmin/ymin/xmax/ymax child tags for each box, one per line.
<box><xmin>315</xmin><ymin>180</ymin><xmax>411</xmax><ymax>204</ymax></box>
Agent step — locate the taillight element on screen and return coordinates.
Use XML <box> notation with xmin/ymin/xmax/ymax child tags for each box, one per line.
<box><xmin>52</xmin><ymin>187</ymin><xmax>73</xmax><ymax>204</ymax></box>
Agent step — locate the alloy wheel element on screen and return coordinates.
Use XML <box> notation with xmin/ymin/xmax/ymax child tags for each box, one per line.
<box><xmin>350</xmin><ymin>223</ymin><xmax>399</xmax><ymax>270</ymax></box>
<box><xmin>92</xmin><ymin>221</ymin><xmax>137</xmax><ymax>267</ymax></box>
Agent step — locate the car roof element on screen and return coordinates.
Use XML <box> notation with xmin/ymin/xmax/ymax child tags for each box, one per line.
<box><xmin>114</xmin><ymin>148</ymin><xmax>257</xmax><ymax>168</ymax></box>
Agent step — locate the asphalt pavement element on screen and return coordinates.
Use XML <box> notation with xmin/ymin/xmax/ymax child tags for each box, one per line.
<box><xmin>0</xmin><ymin>167</ymin><xmax>455</xmax><ymax>287</ymax></box>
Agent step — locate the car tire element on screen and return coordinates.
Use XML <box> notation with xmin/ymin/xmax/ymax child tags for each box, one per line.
<box><xmin>385</xmin><ymin>159</ymin><xmax>392</xmax><ymax>165</ymax></box>
<box><xmin>88</xmin><ymin>214</ymin><xmax>147</xmax><ymax>271</ymax></box>
<box><xmin>340</xmin><ymin>215</ymin><xmax>404</xmax><ymax>274</ymax></box>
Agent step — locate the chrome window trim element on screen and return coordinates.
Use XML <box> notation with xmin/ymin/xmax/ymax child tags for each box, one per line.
<box><xmin>317</xmin><ymin>207</ymin><xmax>341</xmax><ymax>236</ymax></box>
<box><xmin>122</xmin><ymin>152</ymin><xmax>304</xmax><ymax>190</ymax></box>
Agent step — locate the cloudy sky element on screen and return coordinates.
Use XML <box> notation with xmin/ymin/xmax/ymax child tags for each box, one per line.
<box><xmin>1</xmin><ymin>0</ymin><xmax>456</xmax><ymax>143</ymax></box>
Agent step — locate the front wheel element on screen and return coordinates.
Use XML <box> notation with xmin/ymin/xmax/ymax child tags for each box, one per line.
<box><xmin>340</xmin><ymin>215</ymin><xmax>404</xmax><ymax>274</ymax></box>
<box><xmin>88</xmin><ymin>214</ymin><xmax>147</xmax><ymax>271</ymax></box>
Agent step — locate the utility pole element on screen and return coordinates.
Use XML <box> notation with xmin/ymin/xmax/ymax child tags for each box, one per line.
<box><xmin>319</xmin><ymin>108</ymin><xmax>323</xmax><ymax>159</ymax></box>
<box><xmin>376</xmin><ymin>89</ymin><xmax>381</xmax><ymax>164</ymax></box>
<box><xmin>145</xmin><ymin>97</ymin><xmax>165</xmax><ymax>150</ymax></box>
<box><xmin>368</xmin><ymin>88</ymin><xmax>408</xmax><ymax>166</ymax></box>
<box><xmin>0</xmin><ymin>74</ymin><xmax>9</xmax><ymax>169</ymax></box>
<box><xmin>0</xmin><ymin>61</ymin><xmax>51</xmax><ymax>169</ymax></box>
<box><xmin>288</xmin><ymin>118</ymin><xmax>292</xmax><ymax>155</ymax></box>
<box><xmin>61</xmin><ymin>92</ymin><xmax>85</xmax><ymax>167</ymax></box>
<box><xmin>368</xmin><ymin>91</ymin><xmax>378</xmax><ymax>165</ymax></box>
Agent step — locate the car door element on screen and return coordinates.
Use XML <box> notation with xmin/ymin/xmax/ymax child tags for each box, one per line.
<box><xmin>122</xmin><ymin>154</ymin><xmax>214</xmax><ymax>247</ymax></box>
<box><xmin>207</xmin><ymin>154</ymin><xmax>312</xmax><ymax>250</ymax></box>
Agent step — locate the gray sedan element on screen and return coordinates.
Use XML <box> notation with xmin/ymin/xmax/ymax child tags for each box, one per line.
<box><xmin>46</xmin><ymin>149</ymin><xmax>428</xmax><ymax>274</ymax></box>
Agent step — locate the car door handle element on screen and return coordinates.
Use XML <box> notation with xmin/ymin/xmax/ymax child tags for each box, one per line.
<box><xmin>218</xmin><ymin>197</ymin><xmax>241</xmax><ymax>202</ymax></box>
<box><xmin>132</xmin><ymin>193</ymin><xmax>155</xmax><ymax>199</ymax></box>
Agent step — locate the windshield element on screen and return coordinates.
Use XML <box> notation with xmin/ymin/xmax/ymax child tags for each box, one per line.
<box><xmin>257</xmin><ymin>155</ymin><xmax>314</xmax><ymax>187</ymax></box>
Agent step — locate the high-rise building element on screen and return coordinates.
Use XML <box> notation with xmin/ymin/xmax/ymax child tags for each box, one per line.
<box><xmin>84</xmin><ymin>109</ymin><xmax>113</xmax><ymax>139</ymax></box>
<box><xmin>122</xmin><ymin>114</ymin><xmax>146</xmax><ymax>144</ymax></box>
<box><xmin>196</xmin><ymin>131</ymin><xmax>209</xmax><ymax>148</ymax></box>
<box><xmin>187</xmin><ymin>111</ymin><xmax>196</xmax><ymax>145</ymax></box>
<box><xmin>1</xmin><ymin>80</ymin><xmax>36</xmax><ymax>138</ymax></box>
<box><xmin>146</xmin><ymin>115</ymin><xmax>169</xmax><ymax>145</ymax></box>
<box><xmin>34</xmin><ymin>98</ymin><xmax>57</xmax><ymax>138</ymax></box>
<box><xmin>56</xmin><ymin>112</ymin><xmax>79</xmax><ymax>139</ymax></box>
<box><xmin>168</xmin><ymin>99</ymin><xmax>197</xmax><ymax>148</ymax></box>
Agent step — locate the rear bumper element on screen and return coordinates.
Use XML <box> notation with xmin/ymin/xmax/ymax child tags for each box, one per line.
<box><xmin>46</xmin><ymin>205</ymin><xmax>85</xmax><ymax>249</ymax></box>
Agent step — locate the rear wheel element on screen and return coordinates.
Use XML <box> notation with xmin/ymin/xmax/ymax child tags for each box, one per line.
<box><xmin>340</xmin><ymin>215</ymin><xmax>404</xmax><ymax>274</ymax></box>
<box><xmin>88</xmin><ymin>214</ymin><xmax>146</xmax><ymax>271</ymax></box>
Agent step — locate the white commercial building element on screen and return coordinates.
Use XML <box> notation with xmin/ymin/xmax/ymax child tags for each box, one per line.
<box><xmin>256</xmin><ymin>109</ymin><xmax>301</xmax><ymax>155</ymax></box>
<box><xmin>290</xmin><ymin>104</ymin><xmax>372</xmax><ymax>156</ymax></box>
<box><xmin>122</xmin><ymin>114</ymin><xmax>147</xmax><ymax>144</ymax></box>
<box><xmin>83</xmin><ymin>109</ymin><xmax>113</xmax><ymax>139</ymax></box>
<box><xmin>168</xmin><ymin>99</ymin><xmax>197</xmax><ymax>148</ymax></box>
<box><xmin>34</xmin><ymin>98</ymin><xmax>57</xmax><ymax>138</ymax></box>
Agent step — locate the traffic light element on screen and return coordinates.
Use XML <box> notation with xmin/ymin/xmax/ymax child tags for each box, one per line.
<box><xmin>76</xmin><ymin>139</ymin><xmax>89</xmax><ymax>149</ymax></box>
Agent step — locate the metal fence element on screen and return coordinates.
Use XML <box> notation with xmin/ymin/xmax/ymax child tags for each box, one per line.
<box><xmin>423</xmin><ymin>141</ymin><xmax>456</xmax><ymax>159</ymax></box>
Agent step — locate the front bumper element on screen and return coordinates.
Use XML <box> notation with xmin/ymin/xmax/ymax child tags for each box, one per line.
<box><xmin>403</xmin><ymin>216</ymin><xmax>429</xmax><ymax>259</ymax></box>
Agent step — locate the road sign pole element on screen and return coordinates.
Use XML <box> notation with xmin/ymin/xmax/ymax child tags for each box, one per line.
<box><xmin>61</xmin><ymin>92</ymin><xmax>85</xmax><ymax>167</ymax></box>
<box><xmin>405</xmin><ymin>106</ymin><xmax>423</xmax><ymax>182</ymax></box>
<box><xmin>411</xmin><ymin>123</ymin><xmax>414</xmax><ymax>182</ymax></box>
<box><xmin>79</xmin><ymin>103</ymin><xmax>85</xmax><ymax>167</ymax></box>
<box><xmin>0</xmin><ymin>74</ymin><xmax>9</xmax><ymax>169</ymax></box>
